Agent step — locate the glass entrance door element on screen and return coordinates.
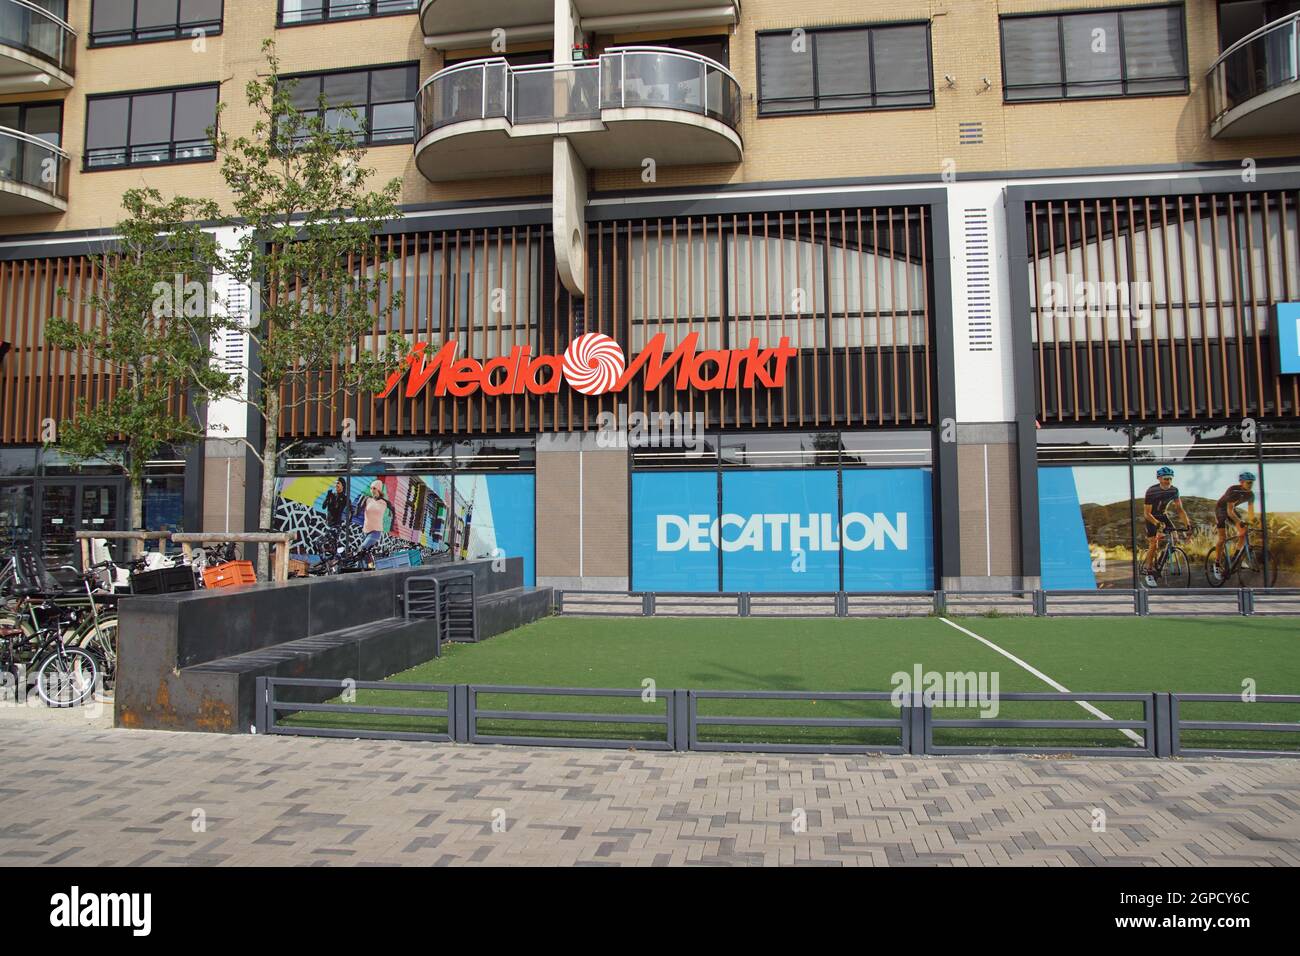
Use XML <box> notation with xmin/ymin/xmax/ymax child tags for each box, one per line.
<box><xmin>35</xmin><ymin>480</ymin><xmax>123</xmax><ymax>569</ymax></box>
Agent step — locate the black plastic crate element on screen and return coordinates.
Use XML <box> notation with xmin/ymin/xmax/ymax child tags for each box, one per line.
<box><xmin>130</xmin><ymin>565</ymin><xmax>196</xmax><ymax>595</ymax></box>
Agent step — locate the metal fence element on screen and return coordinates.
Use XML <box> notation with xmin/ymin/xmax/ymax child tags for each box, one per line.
<box><xmin>555</xmin><ymin>588</ymin><xmax>1299</xmax><ymax>618</ymax></box>
<box><xmin>257</xmin><ymin>678</ymin><xmax>1300</xmax><ymax>759</ymax></box>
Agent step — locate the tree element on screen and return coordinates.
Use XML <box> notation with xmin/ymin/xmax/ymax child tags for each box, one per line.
<box><xmin>214</xmin><ymin>39</ymin><xmax>407</xmax><ymax>575</ymax></box>
<box><xmin>46</xmin><ymin>188</ymin><xmax>235</xmax><ymax>557</ymax></box>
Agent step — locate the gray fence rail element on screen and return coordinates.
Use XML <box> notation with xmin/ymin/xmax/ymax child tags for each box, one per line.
<box><xmin>555</xmin><ymin>587</ymin><xmax>1298</xmax><ymax>617</ymax></box>
<box><xmin>257</xmin><ymin>678</ymin><xmax>1300</xmax><ymax>759</ymax></box>
<box><xmin>1171</xmin><ymin>693</ymin><xmax>1300</xmax><ymax>759</ymax></box>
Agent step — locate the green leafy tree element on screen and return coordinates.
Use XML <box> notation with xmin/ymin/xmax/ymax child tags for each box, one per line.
<box><xmin>214</xmin><ymin>39</ymin><xmax>406</xmax><ymax>575</ymax></box>
<box><xmin>46</xmin><ymin>188</ymin><xmax>235</xmax><ymax>557</ymax></box>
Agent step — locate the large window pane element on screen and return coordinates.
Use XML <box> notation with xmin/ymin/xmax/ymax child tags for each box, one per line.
<box><xmin>1003</xmin><ymin>17</ymin><xmax>1063</xmax><ymax>100</ymax></box>
<box><xmin>814</xmin><ymin>30</ymin><xmax>871</xmax><ymax>111</ymax></box>
<box><xmin>1002</xmin><ymin>6</ymin><xmax>1187</xmax><ymax>102</ymax></box>
<box><xmin>872</xmin><ymin>25</ymin><xmax>932</xmax><ymax>106</ymax></box>
<box><xmin>758</xmin><ymin>33</ymin><xmax>814</xmax><ymax>112</ymax></box>
<box><xmin>1063</xmin><ymin>13</ymin><xmax>1121</xmax><ymax>97</ymax></box>
<box><xmin>85</xmin><ymin>96</ymin><xmax>129</xmax><ymax>166</ymax></box>
<box><xmin>1122</xmin><ymin>6</ymin><xmax>1186</xmax><ymax>94</ymax></box>
<box><xmin>759</xmin><ymin>23</ymin><xmax>933</xmax><ymax>114</ymax></box>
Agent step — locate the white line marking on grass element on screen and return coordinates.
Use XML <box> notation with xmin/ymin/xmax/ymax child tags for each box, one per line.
<box><xmin>939</xmin><ymin>617</ymin><xmax>1145</xmax><ymax>746</ymax></box>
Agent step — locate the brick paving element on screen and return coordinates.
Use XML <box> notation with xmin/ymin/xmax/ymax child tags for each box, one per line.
<box><xmin>1</xmin><ymin>714</ymin><xmax>1298</xmax><ymax>866</ymax></box>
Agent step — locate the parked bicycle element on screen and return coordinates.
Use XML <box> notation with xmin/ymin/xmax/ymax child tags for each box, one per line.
<box><xmin>1142</xmin><ymin>527</ymin><xmax>1191</xmax><ymax>588</ymax></box>
<box><xmin>2</xmin><ymin>549</ymin><xmax>119</xmax><ymax>687</ymax></box>
<box><xmin>1204</xmin><ymin>526</ymin><xmax>1277</xmax><ymax>588</ymax></box>
<box><xmin>1</xmin><ymin>572</ymin><xmax>104</xmax><ymax>708</ymax></box>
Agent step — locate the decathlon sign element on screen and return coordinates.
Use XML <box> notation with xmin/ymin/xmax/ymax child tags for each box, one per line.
<box><xmin>378</xmin><ymin>331</ymin><xmax>797</xmax><ymax>399</ymax></box>
<box><xmin>658</xmin><ymin>512</ymin><xmax>908</xmax><ymax>553</ymax></box>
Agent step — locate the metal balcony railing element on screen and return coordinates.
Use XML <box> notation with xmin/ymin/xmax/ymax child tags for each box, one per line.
<box><xmin>0</xmin><ymin>125</ymin><xmax>69</xmax><ymax>202</ymax></box>
<box><xmin>416</xmin><ymin>46</ymin><xmax>741</xmax><ymax>141</ymax></box>
<box><xmin>1209</xmin><ymin>12</ymin><xmax>1299</xmax><ymax>124</ymax></box>
<box><xmin>0</xmin><ymin>0</ymin><xmax>76</xmax><ymax>75</ymax></box>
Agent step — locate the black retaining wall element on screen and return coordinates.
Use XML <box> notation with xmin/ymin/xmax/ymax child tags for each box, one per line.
<box><xmin>115</xmin><ymin>558</ymin><xmax>552</xmax><ymax>733</ymax></box>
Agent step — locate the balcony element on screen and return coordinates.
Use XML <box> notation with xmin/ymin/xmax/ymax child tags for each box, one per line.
<box><xmin>0</xmin><ymin>0</ymin><xmax>74</xmax><ymax>93</ymax></box>
<box><xmin>414</xmin><ymin>47</ymin><xmax>742</xmax><ymax>181</ymax></box>
<box><xmin>0</xmin><ymin>125</ymin><xmax>69</xmax><ymax>214</ymax></box>
<box><xmin>1209</xmin><ymin>12</ymin><xmax>1300</xmax><ymax>138</ymax></box>
<box><xmin>420</xmin><ymin>0</ymin><xmax>738</xmax><ymax>42</ymax></box>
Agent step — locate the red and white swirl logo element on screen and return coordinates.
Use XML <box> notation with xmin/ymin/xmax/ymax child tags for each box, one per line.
<box><xmin>561</xmin><ymin>332</ymin><xmax>626</xmax><ymax>396</ymax></box>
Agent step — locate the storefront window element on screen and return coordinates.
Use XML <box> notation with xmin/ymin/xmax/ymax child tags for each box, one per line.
<box><xmin>348</xmin><ymin>440</ymin><xmax>451</xmax><ymax>474</ymax></box>
<box><xmin>632</xmin><ymin>428</ymin><xmax>935</xmax><ymax>591</ymax></box>
<box><xmin>0</xmin><ymin>448</ymin><xmax>37</xmax><ymax>477</ymax></box>
<box><xmin>454</xmin><ymin>437</ymin><xmax>536</xmax><ymax>471</ymax></box>
<box><xmin>841</xmin><ymin>431</ymin><xmax>932</xmax><ymax>467</ymax></box>
<box><xmin>721</xmin><ymin>431</ymin><xmax>841</xmax><ymax>468</ymax></box>
<box><xmin>282</xmin><ymin>440</ymin><xmax>348</xmax><ymax>474</ymax></box>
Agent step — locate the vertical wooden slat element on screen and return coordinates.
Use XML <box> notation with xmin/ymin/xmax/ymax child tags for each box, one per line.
<box><xmin>1158</xmin><ymin>197</ymin><xmax>1179</xmax><ymax>417</ymax></box>
<box><xmin>1175</xmin><ymin>198</ymin><xmax>1195</xmax><ymax>417</ymax></box>
<box><xmin>1078</xmin><ymin>200</ymin><xmax>1096</xmax><ymax>419</ymax></box>
<box><xmin>1062</xmin><ymin>200</ymin><xmax>1080</xmax><ymax>421</ymax></box>
<box><xmin>1260</xmin><ymin>194</ymin><xmax>1281</xmax><ymax>416</ymax></box>
<box><xmin>1244</xmin><ymin>194</ymin><xmax>1266</xmax><ymax>416</ymax></box>
<box><xmin>1192</xmin><ymin>196</ymin><xmax>1213</xmax><ymax>415</ymax></box>
<box><xmin>1142</xmin><ymin>197</ymin><xmax>1162</xmax><ymax>418</ymax></box>
<box><xmin>1109</xmin><ymin>201</ymin><xmax>1129</xmax><ymax>417</ymax></box>
<box><xmin>1045</xmin><ymin>202</ymin><xmax>1062</xmax><ymax>420</ymax></box>
<box><xmin>920</xmin><ymin>206</ymin><xmax>932</xmax><ymax>424</ymax></box>
<box><xmin>872</xmin><ymin>209</ymin><xmax>883</xmax><ymax>426</ymax></box>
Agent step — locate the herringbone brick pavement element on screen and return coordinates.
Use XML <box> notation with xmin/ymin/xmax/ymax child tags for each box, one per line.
<box><xmin>1</xmin><ymin>716</ymin><xmax>1297</xmax><ymax>866</ymax></box>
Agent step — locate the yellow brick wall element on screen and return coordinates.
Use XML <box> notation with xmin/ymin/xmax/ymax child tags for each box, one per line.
<box><xmin>1</xmin><ymin>0</ymin><xmax>1296</xmax><ymax>237</ymax></box>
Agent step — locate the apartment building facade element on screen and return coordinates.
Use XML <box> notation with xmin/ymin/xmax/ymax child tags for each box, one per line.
<box><xmin>1</xmin><ymin>0</ymin><xmax>1298</xmax><ymax>592</ymax></box>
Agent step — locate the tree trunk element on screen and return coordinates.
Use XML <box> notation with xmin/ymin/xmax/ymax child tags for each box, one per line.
<box><xmin>129</xmin><ymin>473</ymin><xmax>145</xmax><ymax>561</ymax></box>
<box><xmin>257</xmin><ymin>387</ymin><xmax>280</xmax><ymax>580</ymax></box>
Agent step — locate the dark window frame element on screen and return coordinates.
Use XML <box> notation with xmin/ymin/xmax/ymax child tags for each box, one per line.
<box><xmin>275</xmin><ymin>0</ymin><xmax>419</xmax><ymax>28</ymax></box>
<box><xmin>999</xmin><ymin>3</ymin><xmax>1190</xmax><ymax>104</ymax></box>
<box><xmin>280</xmin><ymin>62</ymin><xmax>420</xmax><ymax>147</ymax></box>
<box><xmin>0</xmin><ymin>100</ymin><xmax>64</xmax><ymax>148</ymax></box>
<box><xmin>82</xmin><ymin>82</ymin><xmax>220</xmax><ymax>172</ymax></box>
<box><xmin>755</xmin><ymin>20</ymin><xmax>936</xmax><ymax>118</ymax></box>
<box><xmin>88</xmin><ymin>0</ymin><xmax>225</xmax><ymax>48</ymax></box>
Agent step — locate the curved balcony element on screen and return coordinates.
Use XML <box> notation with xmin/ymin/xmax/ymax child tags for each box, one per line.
<box><xmin>415</xmin><ymin>47</ymin><xmax>742</xmax><ymax>181</ymax></box>
<box><xmin>420</xmin><ymin>0</ymin><xmax>738</xmax><ymax>42</ymax></box>
<box><xmin>1209</xmin><ymin>12</ymin><xmax>1300</xmax><ymax>138</ymax></box>
<box><xmin>0</xmin><ymin>125</ymin><xmax>69</xmax><ymax>214</ymax></box>
<box><xmin>0</xmin><ymin>0</ymin><xmax>74</xmax><ymax>93</ymax></box>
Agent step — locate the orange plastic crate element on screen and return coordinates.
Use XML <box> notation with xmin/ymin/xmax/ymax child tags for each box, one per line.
<box><xmin>203</xmin><ymin>560</ymin><xmax>256</xmax><ymax>589</ymax></box>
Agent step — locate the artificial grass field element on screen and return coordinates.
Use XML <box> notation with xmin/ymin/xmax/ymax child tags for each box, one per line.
<box><xmin>278</xmin><ymin>614</ymin><xmax>1300</xmax><ymax>753</ymax></box>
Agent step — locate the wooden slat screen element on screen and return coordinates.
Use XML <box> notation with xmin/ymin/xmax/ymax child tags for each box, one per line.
<box><xmin>0</xmin><ymin>255</ymin><xmax>187</xmax><ymax>444</ymax></box>
<box><xmin>1027</xmin><ymin>191</ymin><xmax>1300</xmax><ymax>422</ymax></box>
<box><xmin>289</xmin><ymin>206</ymin><xmax>935</xmax><ymax>439</ymax></box>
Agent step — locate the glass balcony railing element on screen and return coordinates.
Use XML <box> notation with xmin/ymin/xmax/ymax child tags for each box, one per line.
<box><xmin>1209</xmin><ymin>12</ymin><xmax>1299</xmax><ymax>124</ymax></box>
<box><xmin>0</xmin><ymin>125</ymin><xmax>69</xmax><ymax>203</ymax></box>
<box><xmin>417</xmin><ymin>47</ymin><xmax>741</xmax><ymax>140</ymax></box>
<box><xmin>0</xmin><ymin>0</ymin><xmax>76</xmax><ymax>76</ymax></box>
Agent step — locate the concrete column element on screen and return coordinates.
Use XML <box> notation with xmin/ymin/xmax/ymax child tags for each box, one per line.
<box><xmin>941</xmin><ymin>181</ymin><xmax>1037</xmax><ymax>590</ymax></box>
<box><xmin>535</xmin><ymin>433</ymin><xmax>628</xmax><ymax>590</ymax></box>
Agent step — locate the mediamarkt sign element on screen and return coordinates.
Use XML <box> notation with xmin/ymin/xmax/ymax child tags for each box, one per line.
<box><xmin>378</xmin><ymin>331</ymin><xmax>797</xmax><ymax>399</ymax></box>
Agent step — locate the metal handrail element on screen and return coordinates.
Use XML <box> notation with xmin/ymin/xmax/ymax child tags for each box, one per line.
<box><xmin>0</xmin><ymin>0</ymin><xmax>77</xmax><ymax>75</ymax></box>
<box><xmin>1208</xmin><ymin>12</ymin><xmax>1300</xmax><ymax>123</ymax></box>
<box><xmin>1209</xmin><ymin>11</ymin><xmax>1300</xmax><ymax>72</ymax></box>
<box><xmin>0</xmin><ymin>123</ymin><xmax>67</xmax><ymax>157</ymax></box>
<box><xmin>0</xmin><ymin>124</ymin><xmax>68</xmax><ymax>200</ymax></box>
<box><xmin>417</xmin><ymin>46</ymin><xmax>740</xmax><ymax>138</ymax></box>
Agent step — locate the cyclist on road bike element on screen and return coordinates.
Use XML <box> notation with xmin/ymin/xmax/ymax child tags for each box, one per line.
<box><xmin>1213</xmin><ymin>471</ymin><xmax>1257</xmax><ymax>578</ymax></box>
<box><xmin>1141</xmin><ymin>466</ymin><xmax>1189</xmax><ymax>588</ymax></box>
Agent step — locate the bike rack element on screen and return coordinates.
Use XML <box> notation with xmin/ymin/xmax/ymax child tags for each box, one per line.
<box><xmin>404</xmin><ymin>570</ymin><xmax>478</xmax><ymax>648</ymax></box>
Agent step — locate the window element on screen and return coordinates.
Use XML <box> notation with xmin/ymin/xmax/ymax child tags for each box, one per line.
<box><xmin>1001</xmin><ymin>5</ymin><xmax>1188</xmax><ymax>102</ymax></box>
<box><xmin>0</xmin><ymin>102</ymin><xmax>62</xmax><ymax>147</ymax></box>
<box><xmin>285</xmin><ymin>64</ymin><xmax>418</xmax><ymax>145</ymax></box>
<box><xmin>757</xmin><ymin>23</ymin><xmax>933</xmax><ymax>115</ymax></box>
<box><xmin>84</xmin><ymin>85</ymin><xmax>218</xmax><ymax>170</ymax></box>
<box><xmin>278</xmin><ymin>0</ymin><xmax>417</xmax><ymax>26</ymax></box>
<box><xmin>90</xmin><ymin>0</ymin><xmax>223</xmax><ymax>46</ymax></box>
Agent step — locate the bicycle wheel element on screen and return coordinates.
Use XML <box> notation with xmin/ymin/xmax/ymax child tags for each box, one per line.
<box><xmin>73</xmin><ymin>613</ymin><xmax>118</xmax><ymax>685</ymax></box>
<box><xmin>1160</xmin><ymin>548</ymin><xmax>1191</xmax><ymax>588</ymax></box>
<box><xmin>1204</xmin><ymin>550</ymin><xmax>1228</xmax><ymax>587</ymax></box>
<box><xmin>35</xmin><ymin>646</ymin><xmax>99</xmax><ymax>708</ymax></box>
